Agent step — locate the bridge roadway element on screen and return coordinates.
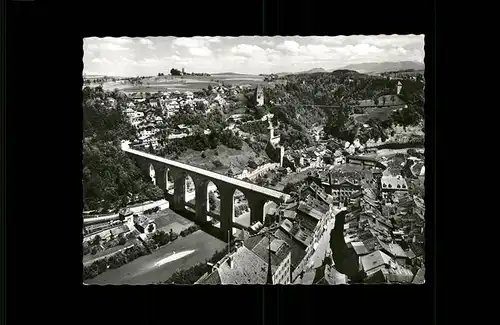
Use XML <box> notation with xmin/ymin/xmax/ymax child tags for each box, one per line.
<box><xmin>122</xmin><ymin>146</ymin><xmax>289</xmax><ymax>201</ymax></box>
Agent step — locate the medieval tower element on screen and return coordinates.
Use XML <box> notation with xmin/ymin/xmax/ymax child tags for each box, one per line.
<box><xmin>397</xmin><ymin>81</ymin><xmax>402</xmax><ymax>95</ymax></box>
<box><xmin>255</xmin><ymin>86</ymin><xmax>264</xmax><ymax>106</ymax></box>
<box><xmin>265</xmin><ymin>120</ymin><xmax>285</xmax><ymax>167</ymax></box>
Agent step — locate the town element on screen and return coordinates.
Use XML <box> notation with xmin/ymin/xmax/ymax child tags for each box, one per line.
<box><xmin>82</xmin><ymin>36</ymin><xmax>425</xmax><ymax>285</ymax></box>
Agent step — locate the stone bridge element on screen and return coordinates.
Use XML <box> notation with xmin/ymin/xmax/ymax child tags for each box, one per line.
<box><xmin>122</xmin><ymin>142</ymin><xmax>290</xmax><ymax>241</ymax></box>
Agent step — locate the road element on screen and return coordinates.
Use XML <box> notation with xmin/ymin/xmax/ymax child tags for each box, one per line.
<box><xmin>306</xmin><ymin>207</ymin><xmax>342</xmax><ymax>270</ymax></box>
<box><xmin>85</xmin><ymin>230</ymin><xmax>226</xmax><ymax>285</ymax></box>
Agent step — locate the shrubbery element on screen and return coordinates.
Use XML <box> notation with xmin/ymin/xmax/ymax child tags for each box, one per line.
<box><xmin>180</xmin><ymin>225</ymin><xmax>201</xmax><ymax>237</ymax></box>
<box><xmin>83</xmin><ymin>244</ymin><xmax>149</xmax><ymax>281</ymax></box>
<box><xmin>163</xmin><ymin>249</ymin><xmax>228</xmax><ymax>284</ymax></box>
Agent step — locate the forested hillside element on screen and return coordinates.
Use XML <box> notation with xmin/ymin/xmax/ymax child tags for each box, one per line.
<box><xmin>82</xmin><ymin>86</ymin><xmax>163</xmax><ymax>213</ymax></box>
<box><xmin>259</xmin><ymin>70</ymin><xmax>425</xmax><ymax>145</ymax></box>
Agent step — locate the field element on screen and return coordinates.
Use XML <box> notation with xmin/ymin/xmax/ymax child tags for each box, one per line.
<box><xmin>353</xmin><ymin>105</ymin><xmax>404</xmax><ymax>123</ymax></box>
<box><xmin>88</xmin><ymin>74</ymin><xmax>266</xmax><ymax>93</ymax></box>
<box><xmin>148</xmin><ymin>209</ymin><xmax>195</xmax><ymax>234</ymax></box>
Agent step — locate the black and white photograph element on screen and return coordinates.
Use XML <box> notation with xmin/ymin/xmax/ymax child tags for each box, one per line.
<box><xmin>82</xmin><ymin>35</ymin><xmax>426</xmax><ymax>285</ymax></box>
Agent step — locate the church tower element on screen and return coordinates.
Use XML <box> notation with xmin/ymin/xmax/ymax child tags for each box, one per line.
<box><xmin>268</xmin><ymin>120</ymin><xmax>275</xmax><ymax>142</ymax></box>
<box><xmin>397</xmin><ymin>81</ymin><xmax>402</xmax><ymax>95</ymax></box>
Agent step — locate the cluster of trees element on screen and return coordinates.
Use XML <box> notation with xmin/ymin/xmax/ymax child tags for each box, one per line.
<box><xmin>157</xmin><ymin>129</ymin><xmax>242</xmax><ymax>157</ymax></box>
<box><xmin>208</xmin><ymin>192</ymin><xmax>218</xmax><ymax>212</ymax></box>
<box><xmin>234</xmin><ymin>204</ymin><xmax>249</xmax><ymax>218</ymax></box>
<box><xmin>83</xmin><ymin>233</ymin><xmax>129</xmax><ymax>256</ymax></box>
<box><xmin>163</xmin><ymin>249</ymin><xmax>228</xmax><ymax>284</ymax></box>
<box><xmin>254</xmin><ymin>170</ymin><xmax>284</xmax><ymax>188</ymax></box>
<box><xmin>170</xmin><ymin>68</ymin><xmax>183</xmax><ymax>76</ymax></box>
<box><xmin>147</xmin><ymin>229</ymin><xmax>178</xmax><ymax>249</ymax></box>
<box><xmin>180</xmin><ymin>225</ymin><xmax>201</xmax><ymax>237</ymax></box>
<box><xmin>83</xmin><ymin>86</ymin><xmax>164</xmax><ymax>212</ymax></box>
<box><xmin>239</xmin><ymin>120</ymin><xmax>269</xmax><ymax>135</ymax></box>
<box><xmin>255</xmin><ymin>70</ymin><xmax>425</xmax><ymax>147</ymax></box>
<box><xmin>83</xmin><ymin>244</ymin><xmax>148</xmax><ymax>281</ymax></box>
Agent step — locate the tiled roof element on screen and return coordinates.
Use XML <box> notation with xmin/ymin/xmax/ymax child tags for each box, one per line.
<box><xmin>297</xmin><ymin>202</ymin><xmax>324</xmax><ymax>221</ymax></box>
<box><xmin>361</xmin><ymin>250</ymin><xmax>392</xmax><ymax>273</ymax></box>
<box><xmin>244</xmin><ymin>234</ymin><xmax>265</xmax><ymax>250</ymax></box>
<box><xmin>282</xmin><ymin>210</ymin><xmax>297</xmax><ymax>220</ymax></box>
<box><xmin>412</xmin><ymin>267</ymin><xmax>426</xmax><ymax>284</ymax></box>
<box><xmin>405</xmin><ymin>249</ymin><xmax>416</xmax><ymax>259</ymax></box>
<box><xmin>273</xmin><ymin>228</ymin><xmax>306</xmax><ymax>271</ymax></box>
<box><xmin>280</xmin><ymin>219</ymin><xmax>294</xmax><ymax>233</ymax></box>
<box><xmin>351</xmin><ymin>241</ymin><xmax>369</xmax><ymax>256</ymax></box>
<box><xmin>388</xmin><ymin>243</ymin><xmax>407</xmax><ymax>258</ymax></box>
<box><xmin>270</xmin><ymin>239</ymin><xmax>286</xmax><ymax>253</ymax></box>
<box><xmin>251</xmin><ymin>236</ymin><xmax>290</xmax><ymax>267</ymax></box>
<box><xmin>381</xmin><ymin>175</ymin><xmax>408</xmax><ymax>190</ymax></box>
<box><xmin>294</xmin><ymin>228</ymin><xmax>313</xmax><ymax>247</ymax></box>
<box><xmin>196</xmin><ymin>270</ymin><xmax>222</xmax><ymax>284</ymax></box>
<box><xmin>381</xmin><ymin>266</ymin><xmax>414</xmax><ymax>283</ymax></box>
<box><xmin>217</xmin><ymin>246</ymin><xmax>269</xmax><ymax>285</ymax></box>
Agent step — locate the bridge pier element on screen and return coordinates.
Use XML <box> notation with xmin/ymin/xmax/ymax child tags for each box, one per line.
<box><xmin>218</xmin><ymin>185</ymin><xmax>235</xmax><ymax>242</ymax></box>
<box><xmin>171</xmin><ymin>169</ymin><xmax>186</xmax><ymax>212</ymax></box>
<box><xmin>153</xmin><ymin>163</ymin><xmax>168</xmax><ymax>191</ymax></box>
<box><xmin>248</xmin><ymin>196</ymin><xmax>267</xmax><ymax>225</ymax></box>
<box><xmin>193</xmin><ymin>177</ymin><xmax>209</xmax><ymax>224</ymax></box>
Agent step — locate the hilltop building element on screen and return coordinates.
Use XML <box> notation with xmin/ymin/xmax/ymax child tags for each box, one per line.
<box><xmin>265</xmin><ymin>120</ymin><xmax>285</xmax><ymax>167</ymax></box>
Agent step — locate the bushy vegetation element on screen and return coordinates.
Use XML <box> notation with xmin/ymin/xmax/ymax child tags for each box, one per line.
<box><xmin>163</xmin><ymin>249</ymin><xmax>228</xmax><ymax>284</ymax></box>
<box><xmin>83</xmin><ymin>86</ymin><xmax>164</xmax><ymax>212</ymax></box>
<box><xmin>259</xmin><ymin>71</ymin><xmax>425</xmax><ymax>146</ymax></box>
<box><xmin>82</xmin><ymin>244</ymin><xmax>149</xmax><ymax>281</ymax></box>
<box><xmin>239</xmin><ymin>120</ymin><xmax>269</xmax><ymax>135</ymax></box>
<box><xmin>180</xmin><ymin>225</ymin><xmax>201</xmax><ymax>237</ymax></box>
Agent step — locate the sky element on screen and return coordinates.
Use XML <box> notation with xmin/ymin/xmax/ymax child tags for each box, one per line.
<box><xmin>83</xmin><ymin>35</ymin><xmax>424</xmax><ymax>77</ymax></box>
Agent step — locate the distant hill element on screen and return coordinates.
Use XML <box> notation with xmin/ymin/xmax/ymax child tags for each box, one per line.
<box><xmin>212</xmin><ymin>72</ymin><xmax>249</xmax><ymax>76</ymax></box>
<box><xmin>339</xmin><ymin>61</ymin><xmax>425</xmax><ymax>74</ymax></box>
<box><xmin>301</xmin><ymin>68</ymin><xmax>328</xmax><ymax>74</ymax></box>
<box><xmin>275</xmin><ymin>68</ymin><xmax>328</xmax><ymax>77</ymax></box>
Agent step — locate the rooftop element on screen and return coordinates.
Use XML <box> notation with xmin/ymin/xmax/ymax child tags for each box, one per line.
<box><xmin>351</xmin><ymin>241</ymin><xmax>369</xmax><ymax>256</ymax></box>
<box><xmin>381</xmin><ymin>175</ymin><xmax>408</xmax><ymax>190</ymax></box>
<box><xmin>217</xmin><ymin>246</ymin><xmax>269</xmax><ymax>285</ymax></box>
<box><xmin>361</xmin><ymin>250</ymin><xmax>392</xmax><ymax>273</ymax></box>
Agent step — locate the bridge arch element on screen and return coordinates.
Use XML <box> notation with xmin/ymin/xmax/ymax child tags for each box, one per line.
<box><xmin>232</xmin><ymin>189</ymin><xmax>251</xmax><ymax>228</ymax></box>
<box><xmin>206</xmin><ymin>180</ymin><xmax>221</xmax><ymax>227</ymax></box>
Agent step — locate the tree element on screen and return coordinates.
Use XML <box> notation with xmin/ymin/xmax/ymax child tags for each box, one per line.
<box><xmin>147</xmin><ymin>224</ymin><xmax>155</xmax><ymax>233</ymax></box>
<box><xmin>170</xmin><ymin>68</ymin><xmax>182</xmax><ymax>76</ymax></box>
<box><xmin>92</xmin><ymin>235</ymin><xmax>102</xmax><ymax>246</ymax></box>
<box><xmin>209</xmin><ymin>192</ymin><xmax>217</xmax><ymax>211</ymax></box>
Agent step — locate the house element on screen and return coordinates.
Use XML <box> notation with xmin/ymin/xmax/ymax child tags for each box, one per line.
<box><xmin>360</xmin><ymin>250</ymin><xmax>392</xmax><ymax>276</ymax></box>
<box><xmin>346</xmin><ymin>155</ymin><xmax>387</xmax><ymax>169</ymax></box>
<box><xmin>184</xmin><ymin>91</ymin><xmax>194</xmax><ymax>99</ymax></box>
<box><xmin>196</xmin><ymin>246</ymin><xmax>269</xmax><ymax>285</ymax></box>
<box><xmin>381</xmin><ymin>175</ymin><xmax>408</xmax><ymax>199</ymax></box>
<box><xmin>330</xmin><ymin>177</ymin><xmax>362</xmax><ymax>205</ymax></box>
<box><xmin>246</xmin><ymin>235</ymin><xmax>292</xmax><ymax>284</ymax></box>
<box><xmin>133</xmin><ymin>215</ymin><xmax>157</xmax><ymax>234</ymax></box>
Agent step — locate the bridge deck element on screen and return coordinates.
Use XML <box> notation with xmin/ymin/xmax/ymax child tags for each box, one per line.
<box><xmin>123</xmin><ymin>147</ymin><xmax>289</xmax><ymax>201</ymax></box>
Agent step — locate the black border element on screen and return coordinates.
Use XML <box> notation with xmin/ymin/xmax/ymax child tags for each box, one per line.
<box><xmin>6</xmin><ymin>1</ymin><xmax>444</xmax><ymax>324</ymax></box>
